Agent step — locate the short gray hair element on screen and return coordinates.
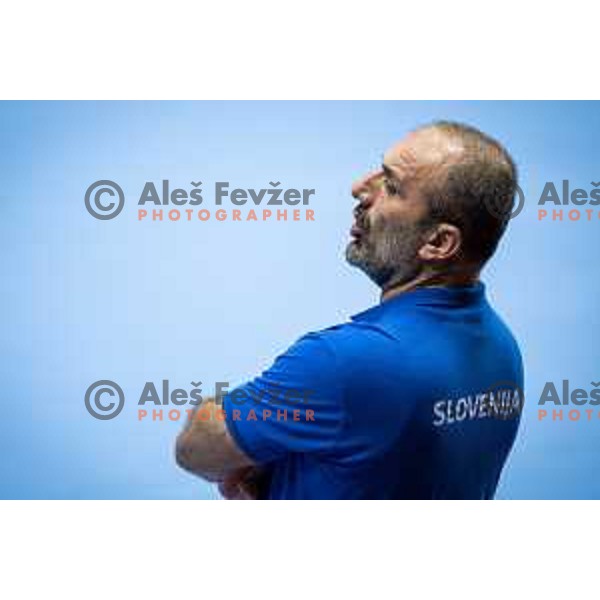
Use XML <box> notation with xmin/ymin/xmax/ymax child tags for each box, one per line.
<box><xmin>416</xmin><ymin>120</ymin><xmax>518</xmax><ymax>265</ymax></box>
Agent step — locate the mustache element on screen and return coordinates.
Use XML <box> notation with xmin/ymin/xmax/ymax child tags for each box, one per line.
<box><xmin>353</xmin><ymin>205</ymin><xmax>370</xmax><ymax>231</ymax></box>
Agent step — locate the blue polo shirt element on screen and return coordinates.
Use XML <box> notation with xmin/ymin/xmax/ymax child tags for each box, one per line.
<box><xmin>224</xmin><ymin>283</ymin><xmax>523</xmax><ymax>499</ymax></box>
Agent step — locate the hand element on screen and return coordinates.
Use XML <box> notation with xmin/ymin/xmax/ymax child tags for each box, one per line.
<box><xmin>218</xmin><ymin>466</ymin><xmax>271</xmax><ymax>500</ymax></box>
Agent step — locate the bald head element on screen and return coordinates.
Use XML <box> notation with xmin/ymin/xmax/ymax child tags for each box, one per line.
<box><xmin>406</xmin><ymin>121</ymin><xmax>518</xmax><ymax>264</ymax></box>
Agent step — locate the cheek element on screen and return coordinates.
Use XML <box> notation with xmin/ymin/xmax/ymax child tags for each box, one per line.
<box><xmin>370</xmin><ymin>202</ymin><xmax>408</xmax><ymax>230</ymax></box>
<box><xmin>370</xmin><ymin>195</ymin><xmax>396</xmax><ymax>220</ymax></box>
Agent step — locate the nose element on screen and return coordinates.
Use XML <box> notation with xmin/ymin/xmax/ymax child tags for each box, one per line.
<box><xmin>351</xmin><ymin>169</ymin><xmax>383</xmax><ymax>208</ymax></box>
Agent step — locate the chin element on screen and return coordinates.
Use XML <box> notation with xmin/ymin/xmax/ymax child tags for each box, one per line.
<box><xmin>345</xmin><ymin>244</ymin><xmax>374</xmax><ymax>278</ymax></box>
<box><xmin>345</xmin><ymin>241</ymin><xmax>363</xmax><ymax>266</ymax></box>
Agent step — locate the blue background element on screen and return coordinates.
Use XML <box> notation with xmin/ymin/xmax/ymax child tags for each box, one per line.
<box><xmin>2</xmin><ymin>101</ymin><xmax>599</xmax><ymax>499</ymax></box>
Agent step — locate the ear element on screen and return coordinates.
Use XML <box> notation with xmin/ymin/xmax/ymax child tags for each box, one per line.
<box><xmin>418</xmin><ymin>223</ymin><xmax>462</xmax><ymax>262</ymax></box>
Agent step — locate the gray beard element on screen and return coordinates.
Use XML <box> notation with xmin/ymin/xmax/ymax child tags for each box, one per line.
<box><xmin>346</xmin><ymin>220</ymin><xmax>425</xmax><ymax>289</ymax></box>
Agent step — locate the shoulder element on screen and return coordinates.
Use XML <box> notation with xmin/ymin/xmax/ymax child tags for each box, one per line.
<box><xmin>293</xmin><ymin>317</ymin><xmax>412</xmax><ymax>380</ymax></box>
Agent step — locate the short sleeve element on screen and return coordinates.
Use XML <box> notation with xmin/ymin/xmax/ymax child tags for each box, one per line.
<box><xmin>223</xmin><ymin>332</ymin><xmax>344</xmax><ymax>465</ymax></box>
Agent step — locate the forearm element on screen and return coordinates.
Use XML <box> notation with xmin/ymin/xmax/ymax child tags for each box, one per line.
<box><xmin>175</xmin><ymin>397</ymin><xmax>254</xmax><ymax>482</ymax></box>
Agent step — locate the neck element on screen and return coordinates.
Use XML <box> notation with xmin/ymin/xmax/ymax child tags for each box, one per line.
<box><xmin>380</xmin><ymin>267</ymin><xmax>479</xmax><ymax>303</ymax></box>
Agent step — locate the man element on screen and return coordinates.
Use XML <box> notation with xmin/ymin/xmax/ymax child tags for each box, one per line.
<box><xmin>175</xmin><ymin>120</ymin><xmax>524</xmax><ymax>499</ymax></box>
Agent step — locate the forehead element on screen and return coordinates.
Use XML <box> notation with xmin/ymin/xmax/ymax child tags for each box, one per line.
<box><xmin>383</xmin><ymin>130</ymin><xmax>461</xmax><ymax>182</ymax></box>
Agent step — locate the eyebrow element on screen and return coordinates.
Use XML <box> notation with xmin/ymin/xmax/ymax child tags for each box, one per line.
<box><xmin>382</xmin><ymin>164</ymin><xmax>403</xmax><ymax>184</ymax></box>
<box><xmin>382</xmin><ymin>163</ymin><xmax>401</xmax><ymax>177</ymax></box>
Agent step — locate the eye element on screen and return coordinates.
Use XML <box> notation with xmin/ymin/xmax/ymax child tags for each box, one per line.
<box><xmin>384</xmin><ymin>176</ymin><xmax>403</xmax><ymax>197</ymax></box>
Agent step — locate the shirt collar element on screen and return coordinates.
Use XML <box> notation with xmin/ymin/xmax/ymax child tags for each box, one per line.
<box><xmin>351</xmin><ymin>282</ymin><xmax>486</xmax><ymax>322</ymax></box>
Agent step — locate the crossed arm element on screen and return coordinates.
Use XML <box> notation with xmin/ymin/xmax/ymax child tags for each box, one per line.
<box><xmin>174</xmin><ymin>397</ymin><xmax>257</xmax><ymax>486</ymax></box>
